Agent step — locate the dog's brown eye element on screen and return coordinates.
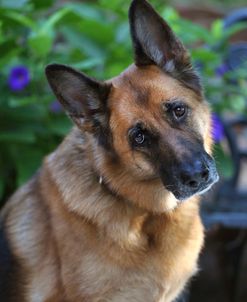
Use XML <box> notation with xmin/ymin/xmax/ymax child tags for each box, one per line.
<box><xmin>173</xmin><ymin>105</ymin><xmax>187</xmax><ymax>119</ymax></box>
<box><xmin>129</xmin><ymin>124</ymin><xmax>151</xmax><ymax>148</ymax></box>
<box><xmin>163</xmin><ymin>101</ymin><xmax>188</xmax><ymax>122</ymax></box>
<box><xmin>135</xmin><ymin>131</ymin><xmax>145</xmax><ymax>144</ymax></box>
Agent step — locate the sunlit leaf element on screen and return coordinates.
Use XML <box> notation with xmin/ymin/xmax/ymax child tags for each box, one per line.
<box><xmin>28</xmin><ymin>31</ymin><xmax>53</xmax><ymax>57</ymax></box>
<box><xmin>0</xmin><ymin>0</ymin><xmax>29</xmax><ymax>9</ymax></box>
<box><xmin>1</xmin><ymin>10</ymin><xmax>36</xmax><ymax>29</ymax></box>
<box><xmin>229</xmin><ymin>95</ymin><xmax>246</xmax><ymax>113</ymax></box>
<box><xmin>211</xmin><ymin>19</ymin><xmax>223</xmax><ymax>40</ymax></box>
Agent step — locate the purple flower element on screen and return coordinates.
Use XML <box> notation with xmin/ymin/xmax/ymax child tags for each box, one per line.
<box><xmin>50</xmin><ymin>100</ymin><xmax>62</xmax><ymax>113</ymax></box>
<box><xmin>215</xmin><ymin>63</ymin><xmax>229</xmax><ymax>77</ymax></box>
<box><xmin>211</xmin><ymin>113</ymin><xmax>224</xmax><ymax>143</ymax></box>
<box><xmin>8</xmin><ymin>65</ymin><xmax>30</xmax><ymax>92</ymax></box>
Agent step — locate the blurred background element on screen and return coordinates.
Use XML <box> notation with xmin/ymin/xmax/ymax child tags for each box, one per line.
<box><xmin>0</xmin><ymin>0</ymin><xmax>247</xmax><ymax>301</ymax></box>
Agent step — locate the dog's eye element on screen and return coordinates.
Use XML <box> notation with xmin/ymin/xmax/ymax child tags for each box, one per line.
<box><xmin>134</xmin><ymin>130</ymin><xmax>145</xmax><ymax>145</ymax></box>
<box><xmin>173</xmin><ymin>105</ymin><xmax>187</xmax><ymax>119</ymax></box>
<box><xmin>129</xmin><ymin>126</ymin><xmax>149</xmax><ymax>147</ymax></box>
<box><xmin>128</xmin><ymin>124</ymin><xmax>153</xmax><ymax>148</ymax></box>
<box><xmin>163</xmin><ymin>101</ymin><xmax>188</xmax><ymax>122</ymax></box>
<box><xmin>173</xmin><ymin>106</ymin><xmax>186</xmax><ymax>118</ymax></box>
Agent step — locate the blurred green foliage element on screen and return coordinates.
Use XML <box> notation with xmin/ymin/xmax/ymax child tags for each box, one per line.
<box><xmin>0</xmin><ymin>0</ymin><xmax>247</xmax><ymax>203</ymax></box>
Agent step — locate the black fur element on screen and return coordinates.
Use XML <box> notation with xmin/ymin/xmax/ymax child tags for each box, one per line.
<box><xmin>45</xmin><ymin>64</ymin><xmax>114</xmax><ymax>153</ymax></box>
<box><xmin>45</xmin><ymin>64</ymin><xmax>111</xmax><ymax>120</ymax></box>
<box><xmin>0</xmin><ymin>218</ymin><xmax>26</xmax><ymax>301</ymax></box>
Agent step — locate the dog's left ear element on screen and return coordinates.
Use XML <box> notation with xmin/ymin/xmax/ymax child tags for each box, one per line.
<box><xmin>45</xmin><ymin>64</ymin><xmax>111</xmax><ymax>133</ymax></box>
<box><xmin>129</xmin><ymin>0</ymin><xmax>201</xmax><ymax>92</ymax></box>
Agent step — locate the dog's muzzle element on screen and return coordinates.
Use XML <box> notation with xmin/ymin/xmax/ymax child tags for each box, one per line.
<box><xmin>160</xmin><ymin>152</ymin><xmax>219</xmax><ymax>201</ymax></box>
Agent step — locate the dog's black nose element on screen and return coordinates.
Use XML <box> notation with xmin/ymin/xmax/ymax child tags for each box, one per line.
<box><xmin>180</xmin><ymin>160</ymin><xmax>209</xmax><ymax>189</ymax></box>
<box><xmin>160</xmin><ymin>152</ymin><xmax>218</xmax><ymax>200</ymax></box>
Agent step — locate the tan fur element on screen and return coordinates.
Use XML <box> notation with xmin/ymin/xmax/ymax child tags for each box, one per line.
<box><xmin>0</xmin><ymin>62</ymin><xmax>210</xmax><ymax>301</ymax></box>
<box><xmin>0</xmin><ymin>1</ymin><xmax>217</xmax><ymax>300</ymax></box>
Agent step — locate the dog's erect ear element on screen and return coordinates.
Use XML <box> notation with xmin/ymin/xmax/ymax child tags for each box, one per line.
<box><xmin>129</xmin><ymin>0</ymin><xmax>201</xmax><ymax>92</ymax></box>
<box><xmin>45</xmin><ymin>64</ymin><xmax>111</xmax><ymax>132</ymax></box>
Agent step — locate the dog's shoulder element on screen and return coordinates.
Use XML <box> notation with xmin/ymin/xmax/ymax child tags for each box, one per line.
<box><xmin>0</xmin><ymin>216</ymin><xmax>26</xmax><ymax>301</ymax></box>
<box><xmin>0</xmin><ymin>174</ymin><xmax>54</xmax><ymax>301</ymax></box>
<box><xmin>0</xmin><ymin>196</ymin><xmax>29</xmax><ymax>301</ymax></box>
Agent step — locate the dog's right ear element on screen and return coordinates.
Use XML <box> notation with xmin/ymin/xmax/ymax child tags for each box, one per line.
<box><xmin>129</xmin><ymin>0</ymin><xmax>201</xmax><ymax>92</ymax></box>
<box><xmin>129</xmin><ymin>0</ymin><xmax>186</xmax><ymax>67</ymax></box>
<box><xmin>45</xmin><ymin>64</ymin><xmax>111</xmax><ymax>132</ymax></box>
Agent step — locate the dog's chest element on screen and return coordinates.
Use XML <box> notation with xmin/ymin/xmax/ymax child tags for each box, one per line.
<box><xmin>62</xmin><ymin>250</ymin><xmax>187</xmax><ymax>302</ymax></box>
<box><xmin>58</xmin><ymin>213</ymin><xmax>203</xmax><ymax>302</ymax></box>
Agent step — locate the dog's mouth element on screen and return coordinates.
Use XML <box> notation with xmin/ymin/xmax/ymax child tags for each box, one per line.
<box><xmin>168</xmin><ymin>173</ymin><xmax>219</xmax><ymax>201</ymax></box>
<box><xmin>160</xmin><ymin>155</ymin><xmax>219</xmax><ymax>201</ymax></box>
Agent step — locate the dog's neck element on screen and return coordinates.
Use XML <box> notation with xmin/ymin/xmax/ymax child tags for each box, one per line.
<box><xmin>93</xmin><ymin>148</ymin><xmax>179</xmax><ymax>213</ymax></box>
<box><xmin>51</xmin><ymin>128</ymin><xmax>178</xmax><ymax>211</ymax></box>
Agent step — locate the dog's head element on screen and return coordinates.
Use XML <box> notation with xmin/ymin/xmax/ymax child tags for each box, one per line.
<box><xmin>46</xmin><ymin>0</ymin><xmax>218</xmax><ymax>211</ymax></box>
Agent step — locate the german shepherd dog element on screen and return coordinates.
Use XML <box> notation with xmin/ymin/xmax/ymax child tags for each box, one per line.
<box><xmin>0</xmin><ymin>0</ymin><xmax>219</xmax><ymax>301</ymax></box>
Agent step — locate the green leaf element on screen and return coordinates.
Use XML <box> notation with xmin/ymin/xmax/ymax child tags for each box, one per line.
<box><xmin>214</xmin><ymin>144</ymin><xmax>234</xmax><ymax>179</ymax></box>
<box><xmin>12</xmin><ymin>146</ymin><xmax>43</xmax><ymax>185</ymax></box>
<box><xmin>41</xmin><ymin>7</ymin><xmax>71</xmax><ymax>33</ymax></box>
<box><xmin>98</xmin><ymin>0</ymin><xmax>128</xmax><ymax>12</ymax></box>
<box><xmin>28</xmin><ymin>31</ymin><xmax>53</xmax><ymax>57</ymax></box>
<box><xmin>191</xmin><ymin>48</ymin><xmax>218</xmax><ymax>62</ymax></box>
<box><xmin>224</xmin><ymin>23</ymin><xmax>247</xmax><ymax>39</ymax></box>
<box><xmin>211</xmin><ymin>20</ymin><xmax>223</xmax><ymax>40</ymax></box>
<box><xmin>180</xmin><ymin>20</ymin><xmax>212</xmax><ymax>44</ymax></box>
<box><xmin>72</xmin><ymin>58</ymin><xmax>103</xmax><ymax>70</ymax></box>
<box><xmin>2</xmin><ymin>10</ymin><xmax>36</xmax><ymax>29</ymax></box>
<box><xmin>0</xmin><ymin>130</ymin><xmax>36</xmax><ymax>143</ymax></box>
<box><xmin>0</xmin><ymin>38</ymin><xmax>16</xmax><ymax>54</ymax></box>
<box><xmin>0</xmin><ymin>21</ymin><xmax>3</xmax><ymax>43</ymax></box>
<box><xmin>229</xmin><ymin>95</ymin><xmax>246</xmax><ymax>113</ymax></box>
<box><xmin>0</xmin><ymin>105</ymin><xmax>47</xmax><ymax>122</ymax></box>
<box><xmin>0</xmin><ymin>179</ymin><xmax>3</xmax><ymax>200</ymax></box>
<box><xmin>0</xmin><ymin>0</ymin><xmax>29</xmax><ymax>9</ymax></box>
<box><xmin>8</xmin><ymin>96</ymin><xmax>38</xmax><ymax>108</ymax></box>
<box><xmin>30</xmin><ymin>0</ymin><xmax>53</xmax><ymax>10</ymax></box>
<box><xmin>61</xmin><ymin>27</ymin><xmax>106</xmax><ymax>59</ymax></box>
<box><xmin>66</xmin><ymin>3</ymin><xmax>105</xmax><ymax>22</ymax></box>
<box><xmin>115</xmin><ymin>22</ymin><xmax>129</xmax><ymax>43</ymax></box>
<box><xmin>48</xmin><ymin>116</ymin><xmax>72</xmax><ymax>136</ymax></box>
<box><xmin>0</xmin><ymin>39</ymin><xmax>20</xmax><ymax>67</ymax></box>
<box><xmin>161</xmin><ymin>7</ymin><xmax>179</xmax><ymax>23</ymax></box>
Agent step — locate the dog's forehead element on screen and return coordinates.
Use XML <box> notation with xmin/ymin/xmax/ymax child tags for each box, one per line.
<box><xmin>109</xmin><ymin>64</ymin><xmax>202</xmax><ymax>122</ymax></box>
